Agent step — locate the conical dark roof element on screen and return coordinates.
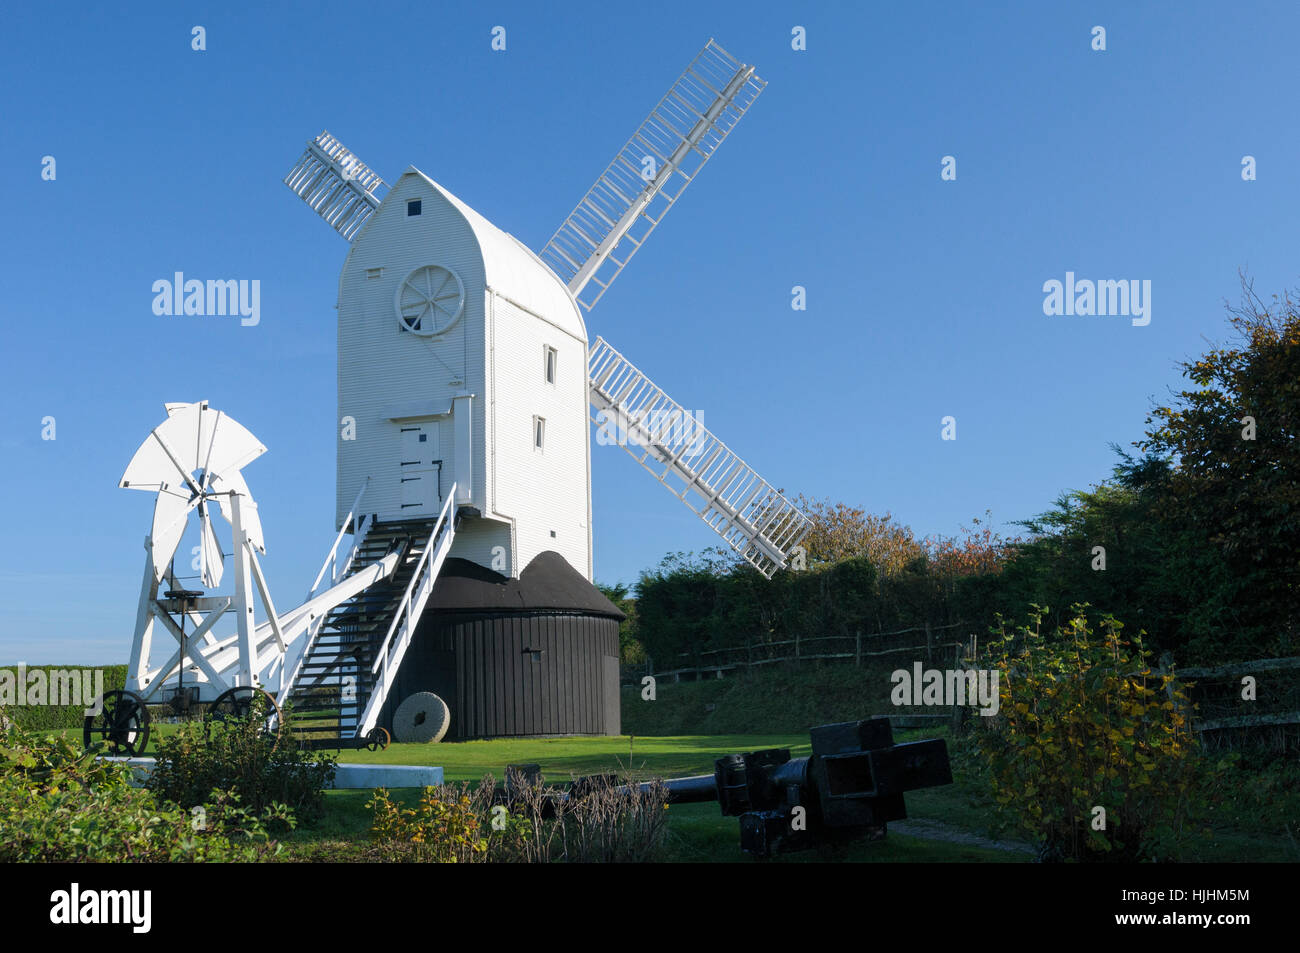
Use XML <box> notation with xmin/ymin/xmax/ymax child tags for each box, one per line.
<box><xmin>428</xmin><ymin>551</ymin><xmax>625</xmax><ymax>619</ymax></box>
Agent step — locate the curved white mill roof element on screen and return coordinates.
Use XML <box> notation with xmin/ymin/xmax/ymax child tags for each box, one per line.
<box><xmin>405</xmin><ymin>166</ymin><xmax>588</xmax><ymax>344</ymax></box>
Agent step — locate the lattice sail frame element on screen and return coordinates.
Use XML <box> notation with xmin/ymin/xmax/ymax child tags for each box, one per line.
<box><xmin>587</xmin><ymin>338</ymin><xmax>812</xmax><ymax>577</ymax></box>
<box><xmin>284</xmin><ymin>131</ymin><xmax>388</xmax><ymax>241</ymax></box>
<box><xmin>540</xmin><ymin>39</ymin><xmax>766</xmax><ymax>311</ymax></box>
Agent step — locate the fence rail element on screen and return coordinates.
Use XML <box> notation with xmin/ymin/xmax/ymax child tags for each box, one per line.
<box><xmin>627</xmin><ymin>622</ymin><xmax>971</xmax><ymax>683</ymax></box>
<box><xmin>1172</xmin><ymin>655</ymin><xmax>1300</xmax><ymax>738</ymax></box>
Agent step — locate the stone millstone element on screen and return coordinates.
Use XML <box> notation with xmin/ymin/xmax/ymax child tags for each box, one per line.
<box><xmin>392</xmin><ymin>692</ymin><xmax>451</xmax><ymax>744</ymax></box>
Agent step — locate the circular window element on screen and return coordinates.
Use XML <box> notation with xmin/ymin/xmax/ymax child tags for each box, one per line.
<box><xmin>395</xmin><ymin>265</ymin><xmax>465</xmax><ymax>336</ymax></box>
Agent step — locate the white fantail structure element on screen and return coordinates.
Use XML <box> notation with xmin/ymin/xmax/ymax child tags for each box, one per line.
<box><xmin>119</xmin><ymin>401</ymin><xmax>421</xmax><ymax>727</ymax></box>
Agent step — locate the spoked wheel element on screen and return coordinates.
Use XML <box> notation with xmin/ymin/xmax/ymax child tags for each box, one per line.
<box><xmin>206</xmin><ymin>686</ymin><xmax>283</xmax><ymax>748</ymax></box>
<box><xmin>83</xmin><ymin>690</ymin><xmax>152</xmax><ymax>756</ymax></box>
<box><xmin>365</xmin><ymin>726</ymin><xmax>391</xmax><ymax>752</ymax></box>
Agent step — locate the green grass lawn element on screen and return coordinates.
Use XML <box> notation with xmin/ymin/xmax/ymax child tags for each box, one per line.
<box><xmin>53</xmin><ymin>723</ymin><xmax>804</xmax><ymax>781</ymax></box>
<box><xmin>328</xmin><ymin>732</ymin><xmax>811</xmax><ymax>780</ymax></box>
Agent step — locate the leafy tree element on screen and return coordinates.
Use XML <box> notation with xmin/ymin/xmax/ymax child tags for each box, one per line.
<box><xmin>990</xmin><ymin>465</ymin><xmax>1172</xmax><ymax>646</ymax></box>
<box><xmin>976</xmin><ymin>280</ymin><xmax>1300</xmax><ymax>663</ymax></box>
<box><xmin>1138</xmin><ymin>277</ymin><xmax>1300</xmax><ymax>659</ymax></box>
<box><xmin>596</xmin><ymin>581</ymin><xmax>645</xmax><ymax>664</ymax></box>
<box><xmin>794</xmin><ymin>495</ymin><xmax>925</xmax><ymax>573</ymax></box>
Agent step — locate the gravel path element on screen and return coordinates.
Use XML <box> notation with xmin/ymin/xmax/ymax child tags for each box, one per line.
<box><xmin>891</xmin><ymin>818</ymin><xmax>1035</xmax><ymax>855</ymax></box>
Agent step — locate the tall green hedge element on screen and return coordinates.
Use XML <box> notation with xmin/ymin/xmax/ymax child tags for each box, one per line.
<box><xmin>0</xmin><ymin>664</ymin><xmax>126</xmax><ymax>730</ymax></box>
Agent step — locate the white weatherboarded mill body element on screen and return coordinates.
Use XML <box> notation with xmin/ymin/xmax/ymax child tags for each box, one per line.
<box><xmin>336</xmin><ymin>169</ymin><xmax>593</xmax><ymax>580</ymax></box>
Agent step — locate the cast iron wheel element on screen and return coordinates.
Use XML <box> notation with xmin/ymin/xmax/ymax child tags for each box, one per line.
<box><xmin>83</xmin><ymin>689</ymin><xmax>151</xmax><ymax>756</ymax></box>
<box><xmin>206</xmin><ymin>686</ymin><xmax>283</xmax><ymax>747</ymax></box>
<box><xmin>365</xmin><ymin>726</ymin><xmax>391</xmax><ymax>752</ymax></box>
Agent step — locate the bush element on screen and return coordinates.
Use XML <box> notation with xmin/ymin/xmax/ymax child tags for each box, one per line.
<box><xmin>0</xmin><ymin>723</ymin><xmax>289</xmax><ymax>861</ymax></box>
<box><xmin>971</xmin><ymin>605</ymin><xmax>1229</xmax><ymax>862</ymax></box>
<box><xmin>147</xmin><ymin>701</ymin><xmax>336</xmax><ymax>825</ymax></box>
<box><xmin>368</xmin><ymin>786</ymin><xmax>488</xmax><ymax>863</ymax></box>
<box><xmin>367</xmin><ymin>772</ymin><xmax>670</xmax><ymax>863</ymax></box>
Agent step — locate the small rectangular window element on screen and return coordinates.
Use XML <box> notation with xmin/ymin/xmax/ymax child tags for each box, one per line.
<box><xmin>544</xmin><ymin>345</ymin><xmax>557</xmax><ymax>384</ymax></box>
<box><xmin>366</xmin><ymin>267</ymin><xmax>383</xmax><ymax>279</ymax></box>
<box><xmin>407</xmin><ymin>200</ymin><xmax>422</xmax><ymax>216</ymax></box>
<box><xmin>533</xmin><ymin>415</ymin><xmax>545</xmax><ymax>451</ymax></box>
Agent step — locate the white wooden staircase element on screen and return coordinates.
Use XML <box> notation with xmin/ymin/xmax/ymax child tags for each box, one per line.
<box><xmin>280</xmin><ymin>486</ymin><xmax>458</xmax><ymax>747</ymax></box>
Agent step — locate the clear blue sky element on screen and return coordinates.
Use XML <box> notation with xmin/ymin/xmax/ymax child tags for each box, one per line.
<box><xmin>2</xmin><ymin>1</ymin><xmax>1298</xmax><ymax>664</ymax></box>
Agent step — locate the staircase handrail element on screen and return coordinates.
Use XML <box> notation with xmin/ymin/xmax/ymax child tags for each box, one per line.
<box><xmin>355</xmin><ymin>486</ymin><xmax>457</xmax><ymax>737</ymax></box>
<box><xmin>308</xmin><ymin>478</ymin><xmax>369</xmax><ymax>599</ymax></box>
<box><xmin>371</xmin><ymin>484</ymin><xmax>456</xmax><ymax>679</ymax></box>
<box><xmin>280</xmin><ymin>479</ymin><xmax>370</xmax><ymax>705</ymax></box>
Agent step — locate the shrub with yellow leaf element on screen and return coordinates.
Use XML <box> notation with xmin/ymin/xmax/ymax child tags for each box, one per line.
<box><xmin>971</xmin><ymin>604</ymin><xmax>1227</xmax><ymax>861</ymax></box>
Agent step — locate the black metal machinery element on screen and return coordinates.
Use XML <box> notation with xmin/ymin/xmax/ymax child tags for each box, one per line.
<box><xmin>711</xmin><ymin>717</ymin><xmax>952</xmax><ymax>855</ymax></box>
<box><xmin>513</xmin><ymin>716</ymin><xmax>954</xmax><ymax>857</ymax></box>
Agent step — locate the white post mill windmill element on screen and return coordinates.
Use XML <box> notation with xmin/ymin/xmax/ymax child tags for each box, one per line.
<box><xmin>112</xmin><ymin>40</ymin><xmax>812</xmax><ymax>752</ymax></box>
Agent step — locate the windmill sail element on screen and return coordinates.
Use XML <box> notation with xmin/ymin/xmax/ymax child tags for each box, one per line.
<box><xmin>588</xmin><ymin>338</ymin><xmax>811</xmax><ymax>578</ymax></box>
<box><xmin>120</xmin><ymin>401</ymin><xmax>267</xmax><ymax>581</ymax></box>
<box><xmin>540</xmin><ymin>39</ymin><xmax>766</xmax><ymax>311</ymax></box>
<box><xmin>284</xmin><ymin>131</ymin><xmax>387</xmax><ymax>241</ymax></box>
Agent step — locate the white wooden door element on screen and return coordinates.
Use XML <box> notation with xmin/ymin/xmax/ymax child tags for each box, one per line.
<box><xmin>398</xmin><ymin>423</ymin><xmax>440</xmax><ymax>514</ymax></box>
